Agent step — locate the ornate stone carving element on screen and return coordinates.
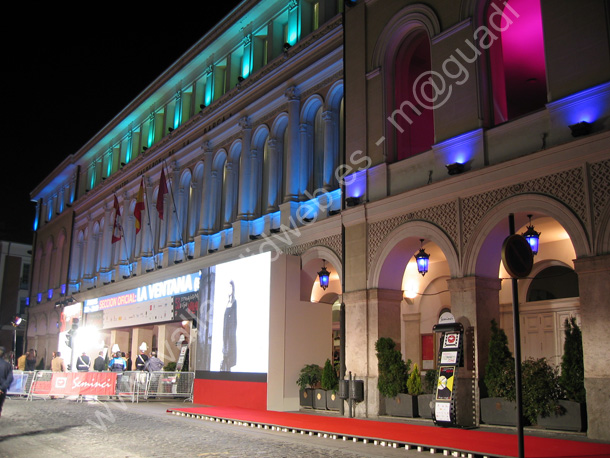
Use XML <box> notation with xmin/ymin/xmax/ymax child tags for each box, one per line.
<box><xmin>590</xmin><ymin>158</ymin><xmax>610</xmax><ymax>225</ymax></box>
<box><xmin>283</xmin><ymin>233</ymin><xmax>342</xmax><ymax>259</ymax></box>
<box><xmin>368</xmin><ymin>201</ymin><xmax>458</xmax><ymax>268</ymax></box>
<box><xmin>462</xmin><ymin>167</ymin><xmax>586</xmax><ymax>247</ymax></box>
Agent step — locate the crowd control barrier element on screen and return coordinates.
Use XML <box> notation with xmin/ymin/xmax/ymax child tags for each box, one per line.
<box><xmin>7</xmin><ymin>371</ymin><xmax>36</xmax><ymax>397</ymax></box>
<box><xmin>12</xmin><ymin>370</ymin><xmax>194</xmax><ymax>402</ymax></box>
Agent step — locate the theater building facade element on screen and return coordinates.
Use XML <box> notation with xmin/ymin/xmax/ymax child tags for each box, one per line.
<box><xmin>27</xmin><ymin>0</ymin><xmax>609</xmax><ymax>441</ymax></box>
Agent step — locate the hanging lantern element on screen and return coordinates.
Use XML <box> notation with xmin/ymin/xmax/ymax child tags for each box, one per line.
<box><xmin>522</xmin><ymin>214</ymin><xmax>541</xmax><ymax>255</ymax></box>
<box><xmin>318</xmin><ymin>260</ymin><xmax>330</xmax><ymax>290</ymax></box>
<box><xmin>414</xmin><ymin>239</ymin><xmax>430</xmax><ymax>277</ymax></box>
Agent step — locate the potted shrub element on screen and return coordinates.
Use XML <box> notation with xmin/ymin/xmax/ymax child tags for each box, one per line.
<box><xmin>297</xmin><ymin>363</ymin><xmax>322</xmax><ymax>408</ymax></box>
<box><xmin>406</xmin><ymin>363</ymin><xmax>422</xmax><ymax>417</ymax></box>
<box><xmin>419</xmin><ymin>368</ymin><xmax>437</xmax><ymax>419</ymax></box>
<box><xmin>538</xmin><ymin>317</ymin><xmax>587</xmax><ymax>431</ymax></box>
<box><xmin>321</xmin><ymin>358</ymin><xmax>341</xmax><ymax>411</ymax></box>
<box><xmin>375</xmin><ymin>337</ymin><xmax>416</xmax><ymax>417</ymax></box>
<box><xmin>480</xmin><ymin>319</ymin><xmax>517</xmax><ymax>426</ymax></box>
<box><xmin>519</xmin><ymin>357</ymin><xmax>562</xmax><ymax>426</ymax></box>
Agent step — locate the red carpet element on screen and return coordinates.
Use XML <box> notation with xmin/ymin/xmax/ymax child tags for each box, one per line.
<box><xmin>167</xmin><ymin>406</ymin><xmax>610</xmax><ymax>458</ymax></box>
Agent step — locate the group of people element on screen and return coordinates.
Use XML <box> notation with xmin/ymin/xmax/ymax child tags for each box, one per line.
<box><xmin>108</xmin><ymin>349</ymin><xmax>164</xmax><ymax>373</ymax></box>
<box><xmin>44</xmin><ymin>348</ymin><xmax>164</xmax><ymax>373</ymax></box>
<box><xmin>16</xmin><ymin>349</ymin><xmax>38</xmax><ymax>371</ymax></box>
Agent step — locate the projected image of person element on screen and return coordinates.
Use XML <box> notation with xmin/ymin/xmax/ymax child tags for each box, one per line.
<box><xmin>221</xmin><ymin>280</ymin><xmax>237</xmax><ymax>371</ymax></box>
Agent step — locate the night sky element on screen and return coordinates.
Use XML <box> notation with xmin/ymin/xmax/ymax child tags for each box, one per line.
<box><xmin>4</xmin><ymin>3</ymin><xmax>242</xmax><ymax>245</ymax></box>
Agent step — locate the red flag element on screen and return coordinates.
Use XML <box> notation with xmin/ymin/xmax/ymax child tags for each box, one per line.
<box><xmin>134</xmin><ymin>178</ymin><xmax>145</xmax><ymax>234</ymax></box>
<box><xmin>156</xmin><ymin>168</ymin><xmax>168</xmax><ymax>220</ymax></box>
<box><xmin>111</xmin><ymin>195</ymin><xmax>122</xmax><ymax>244</ymax></box>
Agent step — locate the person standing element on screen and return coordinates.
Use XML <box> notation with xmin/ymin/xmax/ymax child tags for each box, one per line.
<box><xmin>108</xmin><ymin>352</ymin><xmax>126</xmax><ymax>372</ymax></box>
<box><xmin>76</xmin><ymin>352</ymin><xmax>90</xmax><ymax>371</ymax></box>
<box><xmin>0</xmin><ymin>347</ymin><xmax>14</xmax><ymax>417</ymax></box>
<box><xmin>93</xmin><ymin>351</ymin><xmax>105</xmax><ymax>371</ymax></box>
<box><xmin>144</xmin><ymin>351</ymin><xmax>164</xmax><ymax>372</ymax></box>
<box><xmin>25</xmin><ymin>349</ymin><xmax>37</xmax><ymax>371</ymax></box>
<box><xmin>17</xmin><ymin>352</ymin><xmax>27</xmax><ymax>371</ymax></box>
<box><xmin>135</xmin><ymin>349</ymin><xmax>149</xmax><ymax>371</ymax></box>
<box><xmin>108</xmin><ymin>352</ymin><xmax>126</xmax><ymax>395</ymax></box>
<box><xmin>51</xmin><ymin>352</ymin><xmax>66</xmax><ymax>372</ymax></box>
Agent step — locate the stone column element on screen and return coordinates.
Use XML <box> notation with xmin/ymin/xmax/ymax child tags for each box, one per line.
<box><xmin>157</xmin><ymin>323</ymin><xmax>184</xmax><ymax>363</ymax></box>
<box><xmin>344</xmin><ymin>288</ymin><xmax>404</xmax><ymax>418</ymax></box>
<box><xmin>574</xmin><ymin>254</ymin><xmax>610</xmax><ymax>441</ymax></box>
<box><xmin>447</xmin><ymin>276</ymin><xmax>501</xmax><ymax>427</ymax></box>
<box><xmin>131</xmin><ymin>327</ymin><xmax>154</xmax><ymax>363</ymax></box>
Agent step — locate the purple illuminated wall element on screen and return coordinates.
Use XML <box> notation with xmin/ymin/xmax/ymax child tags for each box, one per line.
<box><xmin>490</xmin><ymin>0</ymin><xmax>547</xmax><ymax>122</ymax></box>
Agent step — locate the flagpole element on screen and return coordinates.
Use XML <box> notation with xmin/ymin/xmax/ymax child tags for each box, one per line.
<box><xmin>162</xmin><ymin>160</ymin><xmax>188</xmax><ymax>260</ymax></box>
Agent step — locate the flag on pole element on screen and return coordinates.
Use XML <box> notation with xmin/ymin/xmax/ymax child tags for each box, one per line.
<box><xmin>134</xmin><ymin>177</ymin><xmax>145</xmax><ymax>234</ymax></box>
<box><xmin>156</xmin><ymin>167</ymin><xmax>168</xmax><ymax>220</ymax></box>
<box><xmin>111</xmin><ymin>195</ymin><xmax>122</xmax><ymax>244</ymax></box>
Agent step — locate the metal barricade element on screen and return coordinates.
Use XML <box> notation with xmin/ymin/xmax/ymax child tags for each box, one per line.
<box><xmin>28</xmin><ymin>370</ymin><xmax>54</xmax><ymax>400</ymax></box>
<box><xmin>113</xmin><ymin>371</ymin><xmax>150</xmax><ymax>402</ymax></box>
<box><xmin>17</xmin><ymin>370</ymin><xmax>193</xmax><ymax>402</ymax></box>
<box><xmin>145</xmin><ymin>371</ymin><xmax>194</xmax><ymax>400</ymax></box>
<box><xmin>7</xmin><ymin>370</ymin><xmax>36</xmax><ymax>398</ymax></box>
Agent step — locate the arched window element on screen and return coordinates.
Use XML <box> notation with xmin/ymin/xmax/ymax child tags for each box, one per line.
<box><xmin>210</xmin><ymin>150</ymin><xmax>228</xmax><ymax>233</ymax></box>
<box><xmin>488</xmin><ymin>0</ymin><xmax>547</xmax><ymax>123</ymax></box>
<box><xmin>223</xmin><ymin>142</ymin><xmax>241</xmax><ymax>229</ymax></box>
<box><xmin>252</xmin><ymin>125</ymin><xmax>270</xmax><ymax>218</ymax></box>
<box><xmin>313</xmin><ymin>106</ymin><xmax>325</xmax><ymax>191</ymax></box>
<box><xmin>92</xmin><ymin>221</ymin><xmax>101</xmax><ymax>277</ymax></box>
<box><xmin>300</xmin><ymin>96</ymin><xmax>324</xmax><ymax>197</ymax></box>
<box><xmin>177</xmin><ymin>169</ymin><xmax>192</xmax><ymax>246</ymax></box>
<box><xmin>526</xmin><ymin>266</ymin><xmax>579</xmax><ymax>302</ymax></box>
<box><xmin>191</xmin><ymin>163</ymin><xmax>205</xmax><ymax>239</ymax></box>
<box><xmin>390</xmin><ymin>30</ymin><xmax>434</xmax><ymax>161</ymax></box>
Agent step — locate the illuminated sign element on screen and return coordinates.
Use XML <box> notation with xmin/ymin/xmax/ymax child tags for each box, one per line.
<box><xmin>84</xmin><ymin>272</ymin><xmax>201</xmax><ymax>313</ymax></box>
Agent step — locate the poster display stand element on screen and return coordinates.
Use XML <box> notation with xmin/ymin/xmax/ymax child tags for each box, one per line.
<box><xmin>432</xmin><ymin>318</ymin><xmax>464</xmax><ymax>427</ymax></box>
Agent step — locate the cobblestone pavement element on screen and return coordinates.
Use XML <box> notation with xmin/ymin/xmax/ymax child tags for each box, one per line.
<box><xmin>0</xmin><ymin>398</ymin><xmax>431</xmax><ymax>458</ymax></box>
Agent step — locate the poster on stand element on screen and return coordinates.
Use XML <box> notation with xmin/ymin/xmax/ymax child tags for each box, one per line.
<box><xmin>435</xmin><ymin>402</ymin><xmax>452</xmax><ymax>422</ymax></box>
<box><xmin>436</xmin><ymin>366</ymin><xmax>455</xmax><ymax>401</ymax></box>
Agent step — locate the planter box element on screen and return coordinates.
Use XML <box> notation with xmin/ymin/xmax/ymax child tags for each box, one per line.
<box><xmin>384</xmin><ymin>394</ymin><xmax>419</xmax><ymax>417</ymax></box>
<box><xmin>326</xmin><ymin>390</ymin><xmax>341</xmax><ymax>411</ymax></box>
<box><xmin>537</xmin><ymin>400</ymin><xmax>587</xmax><ymax>432</ymax></box>
<box><xmin>418</xmin><ymin>394</ymin><xmax>435</xmax><ymax>419</ymax></box>
<box><xmin>480</xmin><ymin>397</ymin><xmax>517</xmax><ymax>426</ymax></box>
<box><xmin>299</xmin><ymin>388</ymin><xmax>313</xmax><ymax>408</ymax></box>
<box><xmin>313</xmin><ymin>389</ymin><xmax>327</xmax><ymax>410</ymax></box>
